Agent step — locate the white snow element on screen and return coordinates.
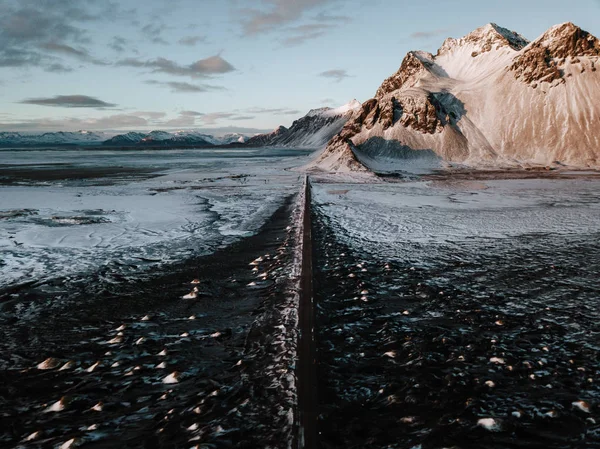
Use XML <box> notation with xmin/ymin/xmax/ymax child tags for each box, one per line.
<box><xmin>322</xmin><ymin>99</ymin><xmax>362</xmax><ymax>117</ymax></box>
<box><xmin>0</xmin><ymin>147</ymin><xmax>306</xmax><ymax>296</ymax></box>
<box><xmin>311</xmin><ymin>176</ymin><xmax>600</xmax><ymax>256</ymax></box>
<box><xmin>162</xmin><ymin>372</ymin><xmax>180</xmax><ymax>384</ymax></box>
<box><xmin>477</xmin><ymin>418</ymin><xmax>500</xmax><ymax>431</ymax></box>
<box><xmin>572</xmin><ymin>401</ymin><xmax>591</xmax><ymax>413</ymax></box>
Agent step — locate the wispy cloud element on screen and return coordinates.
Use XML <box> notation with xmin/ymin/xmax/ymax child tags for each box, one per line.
<box><xmin>410</xmin><ymin>28</ymin><xmax>450</xmax><ymax>40</ymax></box>
<box><xmin>198</xmin><ymin>112</ymin><xmax>256</xmax><ymax>125</ymax></box>
<box><xmin>109</xmin><ymin>36</ymin><xmax>129</xmax><ymax>53</ymax></box>
<box><xmin>282</xmin><ymin>23</ymin><xmax>330</xmax><ymax>46</ymax></box>
<box><xmin>160</xmin><ymin>114</ymin><xmax>197</xmax><ymax>127</ymax></box>
<box><xmin>238</xmin><ymin>0</ymin><xmax>337</xmax><ymax>35</ymax></box>
<box><xmin>245</xmin><ymin>107</ymin><xmax>301</xmax><ymax>115</ymax></box>
<box><xmin>178</xmin><ymin>35</ymin><xmax>207</xmax><ymax>46</ymax></box>
<box><xmin>230</xmin><ymin>115</ymin><xmax>256</xmax><ymax>121</ymax></box>
<box><xmin>131</xmin><ymin>111</ymin><xmax>167</xmax><ymax>119</ymax></box>
<box><xmin>39</xmin><ymin>42</ymin><xmax>107</xmax><ymax>65</ymax></box>
<box><xmin>145</xmin><ymin>80</ymin><xmax>226</xmax><ymax>93</ymax></box>
<box><xmin>318</xmin><ymin>69</ymin><xmax>349</xmax><ymax>82</ymax></box>
<box><xmin>141</xmin><ymin>23</ymin><xmax>170</xmax><ymax>45</ymax></box>
<box><xmin>313</xmin><ymin>11</ymin><xmax>351</xmax><ymax>23</ymax></box>
<box><xmin>180</xmin><ymin>110</ymin><xmax>204</xmax><ymax>117</ymax></box>
<box><xmin>0</xmin><ymin>114</ymin><xmax>149</xmax><ymax>131</ymax></box>
<box><xmin>233</xmin><ymin>0</ymin><xmax>348</xmax><ymax>46</ymax></box>
<box><xmin>117</xmin><ymin>55</ymin><xmax>235</xmax><ymax>78</ymax></box>
<box><xmin>19</xmin><ymin>95</ymin><xmax>117</xmax><ymax>108</ymax></box>
<box><xmin>0</xmin><ymin>1</ymin><xmax>125</xmax><ymax>71</ymax></box>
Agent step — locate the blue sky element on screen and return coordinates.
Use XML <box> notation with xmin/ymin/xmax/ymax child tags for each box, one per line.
<box><xmin>1</xmin><ymin>0</ymin><xmax>599</xmax><ymax>134</ymax></box>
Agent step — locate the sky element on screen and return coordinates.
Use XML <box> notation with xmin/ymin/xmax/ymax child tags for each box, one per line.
<box><xmin>1</xmin><ymin>0</ymin><xmax>599</xmax><ymax>135</ymax></box>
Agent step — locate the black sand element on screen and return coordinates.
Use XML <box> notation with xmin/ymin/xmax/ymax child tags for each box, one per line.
<box><xmin>0</xmin><ymin>195</ymin><xmax>299</xmax><ymax>448</ymax></box>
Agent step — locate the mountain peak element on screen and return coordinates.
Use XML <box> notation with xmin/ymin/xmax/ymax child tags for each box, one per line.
<box><xmin>307</xmin><ymin>100</ymin><xmax>361</xmax><ymax>118</ymax></box>
<box><xmin>438</xmin><ymin>23</ymin><xmax>529</xmax><ymax>56</ymax></box>
<box><xmin>533</xmin><ymin>22</ymin><xmax>600</xmax><ymax>57</ymax></box>
<box><xmin>375</xmin><ymin>51</ymin><xmax>435</xmax><ymax>99</ymax></box>
<box><xmin>509</xmin><ymin>23</ymin><xmax>599</xmax><ymax>88</ymax></box>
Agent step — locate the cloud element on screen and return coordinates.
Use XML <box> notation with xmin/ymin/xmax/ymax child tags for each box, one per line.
<box><xmin>180</xmin><ymin>110</ymin><xmax>204</xmax><ymax>116</ymax></box>
<box><xmin>0</xmin><ymin>48</ymin><xmax>44</xmax><ymax>68</ymax></box>
<box><xmin>89</xmin><ymin>114</ymin><xmax>147</xmax><ymax>128</ymax></box>
<box><xmin>160</xmin><ymin>115</ymin><xmax>197</xmax><ymax>127</ymax></box>
<box><xmin>109</xmin><ymin>36</ymin><xmax>128</xmax><ymax>53</ymax></box>
<box><xmin>410</xmin><ymin>28</ymin><xmax>450</xmax><ymax>40</ymax></box>
<box><xmin>39</xmin><ymin>42</ymin><xmax>107</xmax><ymax>65</ymax></box>
<box><xmin>178</xmin><ymin>35</ymin><xmax>207</xmax><ymax>46</ymax></box>
<box><xmin>19</xmin><ymin>95</ymin><xmax>117</xmax><ymax>108</ymax></box>
<box><xmin>234</xmin><ymin>0</ymin><xmax>349</xmax><ymax>46</ymax></box>
<box><xmin>0</xmin><ymin>116</ymin><xmax>273</xmax><ymax>135</ymax></box>
<box><xmin>238</xmin><ymin>0</ymin><xmax>337</xmax><ymax>35</ymax></box>
<box><xmin>141</xmin><ymin>23</ymin><xmax>170</xmax><ymax>45</ymax></box>
<box><xmin>145</xmin><ymin>80</ymin><xmax>226</xmax><ymax>93</ymax></box>
<box><xmin>313</xmin><ymin>11</ymin><xmax>351</xmax><ymax>23</ymax></box>
<box><xmin>245</xmin><ymin>107</ymin><xmax>301</xmax><ymax>115</ymax></box>
<box><xmin>46</xmin><ymin>63</ymin><xmax>74</xmax><ymax>73</ymax></box>
<box><xmin>0</xmin><ymin>113</ymin><xmax>149</xmax><ymax>131</ymax></box>
<box><xmin>190</xmin><ymin>55</ymin><xmax>236</xmax><ymax>74</ymax></box>
<box><xmin>117</xmin><ymin>55</ymin><xmax>235</xmax><ymax>78</ymax></box>
<box><xmin>0</xmin><ymin>6</ymin><xmax>86</xmax><ymax>46</ymax></box>
<box><xmin>282</xmin><ymin>23</ymin><xmax>330</xmax><ymax>46</ymax></box>
<box><xmin>230</xmin><ymin>115</ymin><xmax>256</xmax><ymax>121</ymax></box>
<box><xmin>0</xmin><ymin>1</ymin><xmax>125</xmax><ymax>71</ymax></box>
<box><xmin>318</xmin><ymin>69</ymin><xmax>349</xmax><ymax>82</ymax></box>
<box><xmin>131</xmin><ymin>111</ymin><xmax>167</xmax><ymax>119</ymax></box>
<box><xmin>198</xmin><ymin>112</ymin><xmax>256</xmax><ymax>125</ymax></box>
<box><xmin>199</xmin><ymin>112</ymin><xmax>237</xmax><ymax>125</ymax></box>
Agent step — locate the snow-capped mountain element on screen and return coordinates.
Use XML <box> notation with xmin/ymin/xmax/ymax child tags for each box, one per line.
<box><xmin>312</xmin><ymin>22</ymin><xmax>600</xmax><ymax>172</ymax></box>
<box><xmin>102</xmin><ymin>132</ymin><xmax>147</xmax><ymax>146</ymax></box>
<box><xmin>245</xmin><ymin>126</ymin><xmax>288</xmax><ymax>146</ymax></box>
<box><xmin>102</xmin><ymin>130</ymin><xmax>249</xmax><ymax>147</ymax></box>
<box><xmin>247</xmin><ymin>100</ymin><xmax>361</xmax><ymax>148</ymax></box>
<box><xmin>0</xmin><ymin>131</ymin><xmax>108</xmax><ymax>147</ymax></box>
<box><xmin>219</xmin><ymin>133</ymin><xmax>248</xmax><ymax>144</ymax></box>
<box><xmin>103</xmin><ymin>130</ymin><xmax>216</xmax><ymax>147</ymax></box>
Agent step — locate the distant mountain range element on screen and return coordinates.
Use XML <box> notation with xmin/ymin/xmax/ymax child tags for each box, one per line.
<box><xmin>0</xmin><ymin>100</ymin><xmax>361</xmax><ymax>150</ymax></box>
<box><xmin>101</xmin><ymin>130</ymin><xmax>247</xmax><ymax>147</ymax></box>
<box><xmin>0</xmin><ymin>131</ymin><xmax>109</xmax><ymax>147</ymax></box>
<box><xmin>0</xmin><ymin>130</ymin><xmax>247</xmax><ymax>148</ymax></box>
<box><xmin>312</xmin><ymin>22</ymin><xmax>600</xmax><ymax>172</ymax></box>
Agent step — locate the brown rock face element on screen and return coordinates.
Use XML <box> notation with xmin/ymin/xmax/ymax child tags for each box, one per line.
<box><xmin>543</xmin><ymin>23</ymin><xmax>600</xmax><ymax>59</ymax></box>
<box><xmin>395</xmin><ymin>94</ymin><xmax>448</xmax><ymax>134</ymax></box>
<box><xmin>509</xmin><ymin>45</ymin><xmax>564</xmax><ymax>86</ymax></box>
<box><xmin>510</xmin><ymin>23</ymin><xmax>600</xmax><ymax>87</ymax></box>
<box><xmin>375</xmin><ymin>52</ymin><xmax>433</xmax><ymax>100</ymax></box>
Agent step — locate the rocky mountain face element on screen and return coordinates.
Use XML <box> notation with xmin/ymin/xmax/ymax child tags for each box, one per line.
<box><xmin>311</xmin><ymin>22</ymin><xmax>600</xmax><ymax>172</ymax></box>
<box><xmin>247</xmin><ymin>100</ymin><xmax>361</xmax><ymax>149</ymax></box>
<box><xmin>245</xmin><ymin>126</ymin><xmax>289</xmax><ymax>146</ymax></box>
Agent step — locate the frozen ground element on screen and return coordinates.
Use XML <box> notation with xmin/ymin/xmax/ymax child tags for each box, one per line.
<box><xmin>0</xmin><ymin>147</ymin><xmax>311</xmax><ymax>295</ymax></box>
<box><xmin>311</xmin><ymin>173</ymin><xmax>600</xmax><ymax>448</ymax></box>
<box><xmin>311</xmin><ymin>176</ymin><xmax>600</xmax><ymax>257</ymax></box>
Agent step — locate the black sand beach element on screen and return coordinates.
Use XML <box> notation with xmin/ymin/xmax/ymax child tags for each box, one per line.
<box><xmin>312</xmin><ymin>203</ymin><xmax>600</xmax><ymax>449</ymax></box>
<box><xmin>0</xmin><ymin>195</ymin><xmax>299</xmax><ymax>448</ymax></box>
